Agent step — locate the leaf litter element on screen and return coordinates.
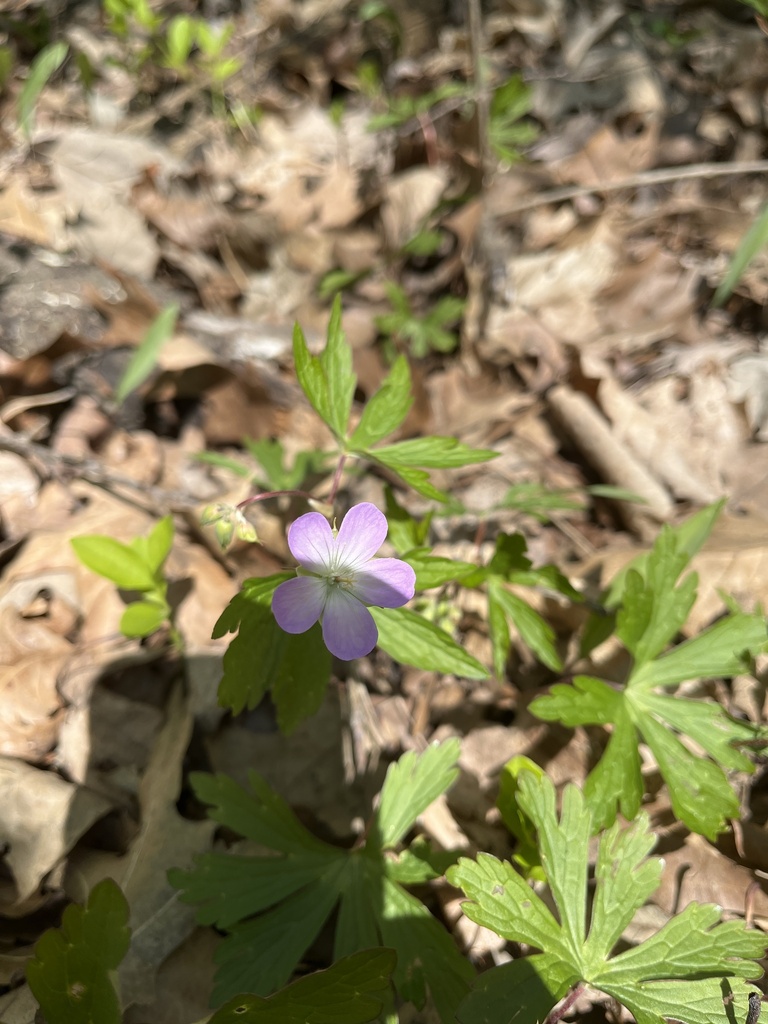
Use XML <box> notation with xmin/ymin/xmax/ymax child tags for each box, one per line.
<box><xmin>0</xmin><ymin>0</ymin><xmax>767</xmax><ymax>1020</ymax></box>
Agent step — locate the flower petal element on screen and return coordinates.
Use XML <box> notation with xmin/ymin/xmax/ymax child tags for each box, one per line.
<box><xmin>322</xmin><ymin>587</ymin><xmax>378</xmax><ymax>660</ymax></box>
<box><xmin>287</xmin><ymin>512</ymin><xmax>335</xmax><ymax>573</ymax></box>
<box><xmin>335</xmin><ymin>502</ymin><xmax>388</xmax><ymax>569</ymax></box>
<box><xmin>351</xmin><ymin>558</ymin><xmax>416</xmax><ymax>608</ymax></box>
<box><xmin>272</xmin><ymin>576</ymin><xmax>326</xmax><ymax>634</ymax></box>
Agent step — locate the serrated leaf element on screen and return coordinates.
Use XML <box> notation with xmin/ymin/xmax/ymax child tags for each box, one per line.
<box><xmin>380</xmin><ymin>876</ymin><xmax>474</xmax><ymax>1019</ymax></box>
<box><xmin>634</xmin><ymin>712</ymin><xmax>740</xmax><ymax>840</ymax></box>
<box><xmin>497</xmin><ymin>756</ymin><xmax>546</xmax><ymax>879</ymax></box>
<box><xmin>351</xmin><ymin>355</ymin><xmax>413</xmax><ymax>448</ymax></box>
<box><xmin>208</xmin><ymin>948</ymin><xmax>397</xmax><ymax>1024</ymax></box>
<box><xmin>26</xmin><ymin>878</ymin><xmax>130</xmax><ymax>1024</ymax></box>
<box><xmin>487</xmin><ymin>584</ymin><xmax>510</xmax><ymax>678</ymax></box>
<box><xmin>213</xmin><ymin>868</ymin><xmax>348</xmax><ymax>1002</ymax></box>
<box><xmin>616</xmin><ymin>530</ymin><xmax>697</xmax><ymax>665</ymax></box>
<box><xmin>320</xmin><ymin>296</ymin><xmax>356</xmax><ymax>439</ymax></box>
<box><xmin>293</xmin><ymin>297</ymin><xmax>355</xmax><ymax>441</ymax></box>
<box><xmin>583</xmin><ymin>705</ymin><xmax>643</xmax><ymax>831</ymax></box>
<box><xmin>489</xmin><ymin>582</ymin><xmax>563</xmax><ymax>671</ymax></box>
<box><xmin>213</xmin><ymin>575</ymin><xmax>330</xmax><ymax>729</ymax></box>
<box><xmin>376</xmin><ymin>739</ymin><xmax>460</xmax><ymax>847</ymax></box>
<box><xmin>405</xmin><ymin>552</ymin><xmax>478</xmax><ymax>589</ymax></box>
<box><xmin>372</xmin><ymin>606</ymin><xmax>489</xmax><ymax>679</ymax></box>
<box><xmin>369</xmin><ymin>436</ymin><xmax>497</xmax><ymax>469</ymax></box>
<box><xmin>450</xmin><ymin>774</ymin><xmax>766</xmax><ymax>1024</ymax></box>
<box><xmin>605</xmin><ymin>501</ymin><xmax>724</xmax><ymax>610</ymax></box>
<box><xmin>71</xmin><ymin>535</ymin><xmax>156</xmax><ymax>591</ymax></box>
<box><xmin>530</xmin><ymin>675</ymin><xmax>622</xmax><ymax>726</ymax></box>
<box><xmin>630</xmin><ymin>611</ymin><xmax>767</xmax><ymax>689</ymax></box>
<box><xmin>189</xmin><ymin>770</ymin><xmax>332</xmax><ymax>856</ymax></box>
<box><xmin>374</xmin><ymin>460</ymin><xmax>449</xmax><ymax>502</ymax></box>
<box><xmin>173</xmin><ymin>747</ymin><xmax>470</xmax><ymax>1022</ymax></box>
<box><xmin>115</xmin><ymin>304</ymin><xmax>179</xmax><ymax>404</ymax></box>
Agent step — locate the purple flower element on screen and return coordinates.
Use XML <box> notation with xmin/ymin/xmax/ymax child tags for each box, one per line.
<box><xmin>272</xmin><ymin>502</ymin><xmax>416</xmax><ymax>660</ymax></box>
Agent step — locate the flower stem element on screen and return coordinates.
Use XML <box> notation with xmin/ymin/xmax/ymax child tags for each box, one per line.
<box><xmin>236</xmin><ymin>489</ymin><xmax>316</xmax><ymax>510</ymax></box>
<box><xmin>327</xmin><ymin>453</ymin><xmax>347</xmax><ymax>505</ymax></box>
<box><xmin>543</xmin><ymin>984</ymin><xmax>585</xmax><ymax>1024</ymax></box>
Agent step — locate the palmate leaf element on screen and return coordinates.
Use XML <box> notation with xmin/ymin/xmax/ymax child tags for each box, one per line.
<box><xmin>26</xmin><ymin>879</ymin><xmax>130</xmax><ymax>1024</ymax></box>
<box><xmin>212</xmin><ymin>574</ymin><xmax>330</xmax><ymax>733</ymax></box>
<box><xmin>530</xmin><ymin>505</ymin><xmax>768</xmax><ymax>839</ymax></box>
<box><xmin>449</xmin><ymin>773</ymin><xmax>766</xmax><ymax>1024</ymax></box>
<box><xmin>208</xmin><ymin>949</ymin><xmax>397</xmax><ymax>1024</ymax></box>
<box><xmin>170</xmin><ymin>743</ymin><xmax>472</xmax><ymax>1020</ymax></box>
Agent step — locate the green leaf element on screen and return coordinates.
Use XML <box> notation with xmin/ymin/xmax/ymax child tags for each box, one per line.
<box><xmin>604</xmin><ymin>501</ymin><xmax>724</xmax><ymax>610</ymax></box>
<box><xmin>293</xmin><ymin>296</ymin><xmax>355</xmax><ymax>441</ymax></box>
<box><xmin>26</xmin><ymin>878</ymin><xmax>130</xmax><ymax>1024</ymax></box>
<box><xmin>449</xmin><ymin>774</ymin><xmax>765</xmax><ymax>1024</ymax></box>
<box><xmin>120</xmin><ymin>599</ymin><xmax>168</xmax><ymax>637</ymax></box>
<box><xmin>496</xmin><ymin>756</ymin><xmax>546</xmax><ymax>879</ymax></box>
<box><xmin>616</xmin><ymin>530</ymin><xmax>697</xmax><ymax>666</ymax></box>
<box><xmin>212</xmin><ymin>869</ymin><xmax>348</xmax><ymax>1001</ymax></box>
<box><xmin>114</xmin><ymin>304</ymin><xmax>179</xmax><ymax>404</ymax></box>
<box><xmin>372</xmin><ymin>606</ymin><xmax>489</xmax><ymax>679</ymax></box>
<box><xmin>19</xmin><ymin>41</ymin><xmax>68</xmax><ymax>138</ymax></box>
<box><xmin>405</xmin><ymin>552</ymin><xmax>478</xmax><ymax>589</ymax></box>
<box><xmin>583</xmin><ymin>705</ymin><xmax>643</xmax><ymax>831</ymax></box>
<box><xmin>208</xmin><ymin>948</ymin><xmax>397</xmax><ymax>1024</ymax></box>
<box><xmin>172</xmin><ymin>748</ymin><xmax>471</xmax><ymax>1020</ymax></box>
<box><xmin>350</xmin><ymin>355</ymin><xmax>413</xmax><ymax>449</ymax></box>
<box><xmin>71</xmin><ymin>535</ymin><xmax>156</xmax><ymax>591</ymax></box>
<box><xmin>529</xmin><ymin>503</ymin><xmax>767</xmax><ymax>838</ymax></box>
<box><xmin>165</xmin><ymin>15</ymin><xmax>196</xmax><ymax>68</ymax></box>
<box><xmin>713</xmin><ymin>201</ymin><xmax>768</xmax><ymax>307</ymax></box>
<box><xmin>629</xmin><ymin>611</ymin><xmax>767</xmax><ymax>690</ymax></box>
<box><xmin>383</xmin><ymin>487</ymin><xmax>433</xmax><ymax>553</ymax></box>
<box><xmin>379</xmin><ymin>877</ymin><xmax>474</xmax><ymax>1019</ymax></box>
<box><xmin>497</xmin><ymin>482</ymin><xmax>585</xmax><ymax>521</ymax></box>
<box><xmin>487</xmin><ymin>583</ymin><xmax>510</xmax><ymax>678</ymax></box>
<box><xmin>372</xmin><ymin>459</ymin><xmax>449</xmax><ymax>502</ymax></box>
<box><xmin>633</xmin><ymin>711</ymin><xmax>740</xmax><ymax>841</ymax></box>
<box><xmin>489</xmin><ymin>581</ymin><xmax>563</xmax><ymax>671</ymax></box>
<box><xmin>143</xmin><ymin>514</ymin><xmax>174</xmax><ymax>573</ymax></box>
<box><xmin>376</xmin><ymin>738</ymin><xmax>460</xmax><ymax>847</ymax></box>
<box><xmin>213</xmin><ymin>575</ymin><xmax>330</xmax><ymax>730</ymax></box>
<box><xmin>369</xmin><ymin>436</ymin><xmax>497</xmax><ymax>469</ymax></box>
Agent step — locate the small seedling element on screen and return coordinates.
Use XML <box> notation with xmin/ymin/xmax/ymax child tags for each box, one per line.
<box><xmin>71</xmin><ymin>515</ymin><xmax>178</xmax><ymax>643</ymax></box>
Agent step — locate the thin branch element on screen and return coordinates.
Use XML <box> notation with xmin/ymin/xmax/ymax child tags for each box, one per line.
<box><xmin>494</xmin><ymin>158</ymin><xmax>768</xmax><ymax>216</ymax></box>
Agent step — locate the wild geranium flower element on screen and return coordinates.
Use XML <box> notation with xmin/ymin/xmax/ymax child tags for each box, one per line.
<box><xmin>272</xmin><ymin>502</ymin><xmax>416</xmax><ymax>660</ymax></box>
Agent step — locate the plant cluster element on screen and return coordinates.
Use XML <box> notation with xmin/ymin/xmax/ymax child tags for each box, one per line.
<box><xmin>30</xmin><ymin>297</ymin><xmax>767</xmax><ymax>1024</ymax></box>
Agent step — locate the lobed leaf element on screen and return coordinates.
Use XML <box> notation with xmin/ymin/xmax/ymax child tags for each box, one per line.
<box><xmin>26</xmin><ymin>878</ymin><xmax>130</xmax><ymax>1024</ymax></box>
<box><xmin>376</xmin><ymin>738</ymin><xmax>460</xmax><ymax>847</ymax></box>
<box><xmin>372</xmin><ymin>606</ymin><xmax>489</xmax><ymax>679</ymax></box>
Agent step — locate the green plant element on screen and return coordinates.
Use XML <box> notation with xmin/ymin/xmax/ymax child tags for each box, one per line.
<box><xmin>367</xmin><ymin>80</ymin><xmax>469</xmax><ymax>131</ymax></box>
<box><xmin>26</xmin><ymin>878</ymin><xmax>396</xmax><ymax>1024</ymax></box>
<box><xmin>712</xmin><ymin>201</ymin><xmax>768</xmax><ymax>307</ymax></box>
<box><xmin>114</xmin><ymin>304</ymin><xmax>178</xmax><ymax>405</ymax></box>
<box><xmin>375</xmin><ymin>283</ymin><xmax>465</xmax><ymax>357</ymax></box>
<box><xmin>488</xmin><ymin>75</ymin><xmax>539</xmax><ymax>163</ymax></box>
<box><xmin>170</xmin><ymin>741</ymin><xmax>473</xmax><ymax>1020</ymax></box>
<box><xmin>27</xmin><ymin>879</ymin><xmax>129</xmax><ymax>1024</ymax></box>
<box><xmin>531</xmin><ymin>502</ymin><xmax>768</xmax><ymax>839</ymax></box>
<box><xmin>449</xmin><ymin>771</ymin><xmax>766</xmax><ymax>1024</ymax></box>
<box><xmin>71</xmin><ymin>515</ymin><xmax>178</xmax><ymax>643</ymax></box>
<box><xmin>18</xmin><ymin>39</ymin><xmax>68</xmax><ymax>138</ymax></box>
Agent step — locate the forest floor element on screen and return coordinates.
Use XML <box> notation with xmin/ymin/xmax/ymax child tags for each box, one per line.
<box><xmin>0</xmin><ymin>0</ymin><xmax>768</xmax><ymax>1021</ymax></box>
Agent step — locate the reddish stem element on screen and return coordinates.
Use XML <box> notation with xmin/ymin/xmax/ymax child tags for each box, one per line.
<box><xmin>236</xmin><ymin>489</ymin><xmax>315</xmax><ymax>510</ymax></box>
<box><xmin>543</xmin><ymin>984</ymin><xmax>585</xmax><ymax>1024</ymax></box>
